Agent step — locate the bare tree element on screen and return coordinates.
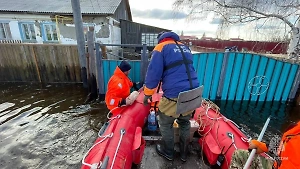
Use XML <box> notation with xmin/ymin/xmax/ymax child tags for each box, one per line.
<box><xmin>173</xmin><ymin>0</ymin><xmax>300</xmax><ymax>59</ymax></box>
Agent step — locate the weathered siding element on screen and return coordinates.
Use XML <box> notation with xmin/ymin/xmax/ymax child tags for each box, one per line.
<box><xmin>114</xmin><ymin>0</ymin><xmax>129</xmax><ymax>21</ymax></box>
<box><xmin>0</xmin><ymin>43</ymin><xmax>81</xmax><ymax>83</ymax></box>
<box><xmin>120</xmin><ymin>19</ymin><xmax>170</xmax><ymax>48</ymax></box>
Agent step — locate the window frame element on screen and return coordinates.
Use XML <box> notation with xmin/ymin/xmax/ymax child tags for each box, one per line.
<box><xmin>0</xmin><ymin>21</ymin><xmax>12</xmax><ymax>40</ymax></box>
<box><xmin>41</xmin><ymin>22</ymin><xmax>59</xmax><ymax>43</ymax></box>
<box><xmin>18</xmin><ymin>22</ymin><xmax>37</xmax><ymax>42</ymax></box>
<box><xmin>141</xmin><ymin>33</ymin><xmax>158</xmax><ymax>46</ymax></box>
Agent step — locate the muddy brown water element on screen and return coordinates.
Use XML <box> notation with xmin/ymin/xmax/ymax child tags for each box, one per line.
<box><xmin>0</xmin><ymin>83</ymin><xmax>299</xmax><ymax>169</ymax></box>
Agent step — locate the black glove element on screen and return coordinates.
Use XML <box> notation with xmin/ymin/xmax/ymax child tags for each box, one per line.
<box><xmin>143</xmin><ymin>95</ymin><xmax>152</xmax><ymax>105</ymax></box>
<box><xmin>133</xmin><ymin>82</ymin><xmax>140</xmax><ymax>91</ymax></box>
<box><xmin>118</xmin><ymin>98</ymin><xmax>126</xmax><ymax>107</ymax></box>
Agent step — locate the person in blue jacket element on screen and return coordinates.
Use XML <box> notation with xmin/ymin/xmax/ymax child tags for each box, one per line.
<box><xmin>143</xmin><ymin>31</ymin><xmax>199</xmax><ymax>162</ymax></box>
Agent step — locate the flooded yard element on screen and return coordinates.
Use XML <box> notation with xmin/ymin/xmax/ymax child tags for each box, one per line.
<box><xmin>0</xmin><ymin>83</ymin><xmax>299</xmax><ymax>169</ymax></box>
<box><xmin>0</xmin><ymin>83</ymin><xmax>107</xmax><ymax>169</ymax></box>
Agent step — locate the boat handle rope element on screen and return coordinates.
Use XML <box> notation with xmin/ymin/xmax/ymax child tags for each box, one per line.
<box><xmin>228</xmin><ymin>132</ymin><xmax>238</xmax><ymax>150</ymax></box>
<box><xmin>223</xmin><ymin>117</ymin><xmax>252</xmax><ymax>142</ymax></box>
<box><xmin>111</xmin><ymin>129</ymin><xmax>126</xmax><ymax>169</ymax></box>
<box><xmin>107</xmin><ymin>106</ymin><xmax>124</xmax><ymax>120</ymax></box>
<box><xmin>107</xmin><ymin>114</ymin><xmax>121</xmax><ymax>122</ymax></box>
<box><xmin>82</xmin><ymin>133</ymin><xmax>114</xmax><ymax>169</ymax></box>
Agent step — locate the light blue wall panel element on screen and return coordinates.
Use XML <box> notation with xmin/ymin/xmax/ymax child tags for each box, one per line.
<box><xmin>228</xmin><ymin>53</ymin><xmax>244</xmax><ymax>100</ymax></box>
<box><xmin>210</xmin><ymin>53</ymin><xmax>224</xmax><ymax>100</ymax></box>
<box><xmin>243</xmin><ymin>54</ymin><xmax>260</xmax><ymax>100</ymax></box>
<box><xmin>251</xmin><ymin>56</ymin><xmax>268</xmax><ymax>101</ymax></box>
<box><xmin>203</xmin><ymin>53</ymin><xmax>217</xmax><ymax>98</ymax></box>
<box><xmin>258</xmin><ymin>58</ymin><xmax>276</xmax><ymax>101</ymax></box>
<box><xmin>197</xmin><ymin>54</ymin><xmax>208</xmax><ymax>86</ymax></box>
<box><xmin>236</xmin><ymin>53</ymin><xmax>252</xmax><ymax>100</ymax></box>
<box><xmin>266</xmin><ymin>61</ymin><xmax>284</xmax><ymax>101</ymax></box>
<box><xmin>282</xmin><ymin>64</ymin><xmax>299</xmax><ymax>101</ymax></box>
<box><xmin>221</xmin><ymin>53</ymin><xmax>236</xmax><ymax>100</ymax></box>
<box><xmin>99</xmin><ymin>53</ymin><xmax>299</xmax><ymax>102</ymax></box>
<box><xmin>193</xmin><ymin>54</ymin><xmax>201</xmax><ymax>72</ymax></box>
<box><xmin>274</xmin><ymin>63</ymin><xmax>292</xmax><ymax>101</ymax></box>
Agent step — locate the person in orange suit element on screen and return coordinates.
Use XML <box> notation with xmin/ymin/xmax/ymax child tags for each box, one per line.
<box><xmin>229</xmin><ymin>121</ymin><xmax>300</xmax><ymax>169</ymax></box>
<box><xmin>105</xmin><ymin>61</ymin><xmax>139</xmax><ymax>111</ymax></box>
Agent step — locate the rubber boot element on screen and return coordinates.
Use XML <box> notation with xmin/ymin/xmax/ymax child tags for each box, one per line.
<box><xmin>179</xmin><ymin>139</ymin><xmax>188</xmax><ymax>162</ymax></box>
<box><xmin>156</xmin><ymin>144</ymin><xmax>174</xmax><ymax>161</ymax></box>
<box><xmin>156</xmin><ymin>110</ymin><xmax>175</xmax><ymax>161</ymax></box>
<box><xmin>177</xmin><ymin>114</ymin><xmax>191</xmax><ymax>162</ymax></box>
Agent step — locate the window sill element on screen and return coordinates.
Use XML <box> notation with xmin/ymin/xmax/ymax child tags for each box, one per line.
<box><xmin>43</xmin><ymin>41</ymin><xmax>59</xmax><ymax>44</ymax></box>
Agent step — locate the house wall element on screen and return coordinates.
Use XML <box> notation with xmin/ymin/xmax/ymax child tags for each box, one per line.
<box><xmin>0</xmin><ymin>13</ymin><xmax>121</xmax><ymax>48</ymax></box>
<box><xmin>114</xmin><ymin>0</ymin><xmax>129</xmax><ymax>21</ymax></box>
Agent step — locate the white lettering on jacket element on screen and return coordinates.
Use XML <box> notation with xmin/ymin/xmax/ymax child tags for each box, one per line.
<box><xmin>173</xmin><ymin>46</ymin><xmax>191</xmax><ymax>53</ymax></box>
<box><xmin>118</xmin><ymin>83</ymin><xmax>122</xmax><ymax>89</ymax></box>
<box><xmin>110</xmin><ymin>99</ymin><xmax>115</xmax><ymax>105</ymax></box>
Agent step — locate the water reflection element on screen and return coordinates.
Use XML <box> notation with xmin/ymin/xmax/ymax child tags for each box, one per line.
<box><xmin>0</xmin><ymin>83</ymin><xmax>299</xmax><ymax>169</ymax></box>
<box><xmin>0</xmin><ymin>83</ymin><xmax>107</xmax><ymax>169</ymax></box>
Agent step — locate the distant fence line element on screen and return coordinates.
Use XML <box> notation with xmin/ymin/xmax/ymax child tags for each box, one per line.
<box><xmin>0</xmin><ymin>43</ymin><xmax>81</xmax><ymax>83</ymax></box>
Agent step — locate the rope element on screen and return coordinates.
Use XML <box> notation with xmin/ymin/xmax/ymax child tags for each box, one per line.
<box><xmin>82</xmin><ymin>133</ymin><xmax>114</xmax><ymax>168</ymax></box>
<box><xmin>82</xmin><ymin>113</ymin><xmax>121</xmax><ymax>168</ymax></box>
<box><xmin>196</xmin><ymin>99</ymin><xmax>252</xmax><ymax>167</ymax></box>
<box><xmin>110</xmin><ymin>129</ymin><xmax>126</xmax><ymax>169</ymax></box>
<box><xmin>107</xmin><ymin>106</ymin><xmax>124</xmax><ymax>119</ymax></box>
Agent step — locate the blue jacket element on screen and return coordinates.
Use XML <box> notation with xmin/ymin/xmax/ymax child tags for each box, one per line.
<box><xmin>144</xmin><ymin>32</ymin><xmax>199</xmax><ymax>98</ymax></box>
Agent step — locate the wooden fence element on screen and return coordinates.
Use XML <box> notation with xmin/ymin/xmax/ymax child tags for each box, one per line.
<box><xmin>0</xmin><ymin>43</ymin><xmax>81</xmax><ymax>83</ymax></box>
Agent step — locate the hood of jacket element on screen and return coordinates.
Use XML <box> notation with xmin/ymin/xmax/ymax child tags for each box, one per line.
<box><xmin>158</xmin><ymin>31</ymin><xmax>180</xmax><ymax>43</ymax></box>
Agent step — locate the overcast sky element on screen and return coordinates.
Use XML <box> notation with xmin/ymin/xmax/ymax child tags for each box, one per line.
<box><xmin>128</xmin><ymin>0</ymin><xmax>221</xmax><ymax>38</ymax></box>
<box><xmin>128</xmin><ymin>0</ymin><xmax>290</xmax><ymax>40</ymax></box>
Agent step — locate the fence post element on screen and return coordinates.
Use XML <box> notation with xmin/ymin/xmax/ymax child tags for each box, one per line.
<box><xmin>217</xmin><ymin>51</ymin><xmax>229</xmax><ymax>99</ymax></box>
<box><xmin>30</xmin><ymin>46</ymin><xmax>42</xmax><ymax>83</ymax></box>
<box><xmin>141</xmin><ymin>44</ymin><xmax>148</xmax><ymax>83</ymax></box>
<box><xmin>71</xmin><ymin>0</ymin><xmax>88</xmax><ymax>88</ymax></box>
<box><xmin>86</xmin><ymin>29</ymin><xmax>98</xmax><ymax>102</ymax></box>
<box><xmin>95</xmin><ymin>43</ymin><xmax>105</xmax><ymax>101</ymax></box>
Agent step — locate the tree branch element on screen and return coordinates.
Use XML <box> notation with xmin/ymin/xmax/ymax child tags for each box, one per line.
<box><xmin>212</xmin><ymin>0</ymin><xmax>295</xmax><ymax>28</ymax></box>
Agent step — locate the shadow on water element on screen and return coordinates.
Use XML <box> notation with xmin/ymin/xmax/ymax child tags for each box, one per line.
<box><xmin>0</xmin><ymin>83</ymin><xmax>299</xmax><ymax>169</ymax></box>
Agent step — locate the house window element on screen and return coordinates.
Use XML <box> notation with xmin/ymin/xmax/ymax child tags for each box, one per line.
<box><xmin>141</xmin><ymin>33</ymin><xmax>158</xmax><ymax>46</ymax></box>
<box><xmin>19</xmin><ymin>23</ymin><xmax>36</xmax><ymax>42</ymax></box>
<box><xmin>0</xmin><ymin>22</ymin><xmax>12</xmax><ymax>40</ymax></box>
<box><xmin>42</xmin><ymin>23</ymin><xmax>58</xmax><ymax>42</ymax></box>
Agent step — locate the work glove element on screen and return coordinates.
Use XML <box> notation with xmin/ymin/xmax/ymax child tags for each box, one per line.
<box><xmin>143</xmin><ymin>95</ymin><xmax>152</xmax><ymax>105</ymax></box>
<box><xmin>249</xmin><ymin>140</ymin><xmax>268</xmax><ymax>154</ymax></box>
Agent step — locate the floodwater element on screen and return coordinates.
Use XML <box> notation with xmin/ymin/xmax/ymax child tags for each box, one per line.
<box><xmin>0</xmin><ymin>83</ymin><xmax>107</xmax><ymax>169</ymax></box>
<box><xmin>0</xmin><ymin>83</ymin><xmax>299</xmax><ymax>169</ymax></box>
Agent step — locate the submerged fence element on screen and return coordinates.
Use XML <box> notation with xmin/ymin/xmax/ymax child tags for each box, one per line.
<box><xmin>1</xmin><ymin>43</ymin><xmax>299</xmax><ymax>102</ymax></box>
<box><xmin>0</xmin><ymin>43</ymin><xmax>81</xmax><ymax>83</ymax></box>
<box><xmin>100</xmin><ymin>52</ymin><xmax>300</xmax><ymax>102</ymax></box>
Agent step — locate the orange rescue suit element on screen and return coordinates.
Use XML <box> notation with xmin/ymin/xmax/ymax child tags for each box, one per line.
<box><xmin>275</xmin><ymin>121</ymin><xmax>300</xmax><ymax>169</ymax></box>
<box><xmin>105</xmin><ymin>66</ymin><xmax>133</xmax><ymax>110</ymax></box>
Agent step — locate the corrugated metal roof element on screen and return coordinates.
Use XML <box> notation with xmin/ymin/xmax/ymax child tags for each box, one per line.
<box><xmin>0</xmin><ymin>0</ymin><xmax>122</xmax><ymax>14</ymax></box>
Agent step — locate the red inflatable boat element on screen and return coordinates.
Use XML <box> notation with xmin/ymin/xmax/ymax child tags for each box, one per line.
<box><xmin>81</xmin><ymin>90</ymin><xmax>161</xmax><ymax>169</ymax></box>
<box><xmin>192</xmin><ymin>99</ymin><xmax>252</xmax><ymax>169</ymax></box>
<box><xmin>82</xmin><ymin>89</ymin><xmax>263</xmax><ymax>169</ymax></box>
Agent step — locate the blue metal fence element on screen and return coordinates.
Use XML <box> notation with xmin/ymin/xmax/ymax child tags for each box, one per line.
<box><xmin>100</xmin><ymin>52</ymin><xmax>300</xmax><ymax>102</ymax></box>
